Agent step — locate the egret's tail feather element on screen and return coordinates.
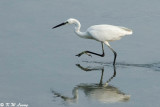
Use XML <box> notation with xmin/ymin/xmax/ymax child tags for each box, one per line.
<box><xmin>120</xmin><ymin>27</ymin><xmax>133</xmax><ymax>35</ymax></box>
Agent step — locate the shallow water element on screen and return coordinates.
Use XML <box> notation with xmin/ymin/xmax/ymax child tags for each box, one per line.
<box><xmin>0</xmin><ymin>0</ymin><xmax>160</xmax><ymax>107</ymax></box>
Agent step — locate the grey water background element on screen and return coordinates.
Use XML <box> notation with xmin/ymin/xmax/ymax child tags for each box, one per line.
<box><xmin>0</xmin><ymin>0</ymin><xmax>160</xmax><ymax>107</ymax></box>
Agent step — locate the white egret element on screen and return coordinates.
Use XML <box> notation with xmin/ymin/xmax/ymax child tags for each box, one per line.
<box><xmin>52</xmin><ymin>18</ymin><xmax>133</xmax><ymax>65</ymax></box>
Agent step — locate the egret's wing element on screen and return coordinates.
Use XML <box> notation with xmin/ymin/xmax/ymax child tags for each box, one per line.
<box><xmin>87</xmin><ymin>25</ymin><xmax>132</xmax><ymax>42</ymax></box>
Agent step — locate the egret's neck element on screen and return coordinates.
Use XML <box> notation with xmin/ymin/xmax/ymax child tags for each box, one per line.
<box><xmin>73</xmin><ymin>20</ymin><xmax>88</xmax><ymax>39</ymax></box>
<box><xmin>74</xmin><ymin>20</ymin><xmax>81</xmax><ymax>32</ymax></box>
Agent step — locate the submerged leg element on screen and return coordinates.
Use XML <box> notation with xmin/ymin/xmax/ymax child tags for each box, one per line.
<box><xmin>76</xmin><ymin>42</ymin><xmax>105</xmax><ymax>57</ymax></box>
<box><xmin>99</xmin><ymin>69</ymin><xmax>104</xmax><ymax>86</ymax></box>
<box><xmin>104</xmin><ymin>41</ymin><xmax>117</xmax><ymax>66</ymax></box>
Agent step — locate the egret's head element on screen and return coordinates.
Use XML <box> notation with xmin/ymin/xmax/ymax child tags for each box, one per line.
<box><xmin>52</xmin><ymin>18</ymin><xmax>78</xmax><ymax>29</ymax></box>
<box><xmin>67</xmin><ymin>18</ymin><xmax>77</xmax><ymax>24</ymax></box>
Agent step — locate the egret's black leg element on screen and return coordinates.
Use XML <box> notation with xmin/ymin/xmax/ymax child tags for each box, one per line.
<box><xmin>108</xmin><ymin>46</ymin><xmax>117</xmax><ymax>66</ymax></box>
<box><xmin>76</xmin><ymin>42</ymin><xmax>105</xmax><ymax>57</ymax></box>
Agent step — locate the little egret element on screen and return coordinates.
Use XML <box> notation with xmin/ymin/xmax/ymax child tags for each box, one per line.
<box><xmin>52</xmin><ymin>18</ymin><xmax>133</xmax><ymax>65</ymax></box>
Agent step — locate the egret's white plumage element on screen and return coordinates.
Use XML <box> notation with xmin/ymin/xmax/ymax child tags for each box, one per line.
<box><xmin>87</xmin><ymin>25</ymin><xmax>132</xmax><ymax>42</ymax></box>
<box><xmin>52</xmin><ymin>18</ymin><xmax>133</xmax><ymax>65</ymax></box>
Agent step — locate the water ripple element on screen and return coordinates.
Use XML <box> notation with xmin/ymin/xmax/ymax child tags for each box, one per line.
<box><xmin>82</xmin><ymin>61</ymin><xmax>160</xmax><ymax>71</ymax></box>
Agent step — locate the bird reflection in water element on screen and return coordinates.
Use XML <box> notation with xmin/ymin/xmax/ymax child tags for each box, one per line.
<box><xmin>51</xmin><ymin>64</ymin><xmax>130</xmax><ymax>104</ymax></box>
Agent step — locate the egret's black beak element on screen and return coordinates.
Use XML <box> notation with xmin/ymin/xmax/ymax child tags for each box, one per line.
<box><xmin>52</xmin><ymin>21</ymin><xmax>68</xmax><ymax>29</ymax></box>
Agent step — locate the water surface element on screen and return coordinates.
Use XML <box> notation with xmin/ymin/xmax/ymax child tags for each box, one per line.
<box><xmin>0</xmin><ymin>0</ymin><xmax>160</xmax><ymax>107</ymax></box>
